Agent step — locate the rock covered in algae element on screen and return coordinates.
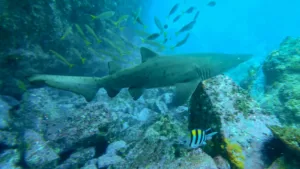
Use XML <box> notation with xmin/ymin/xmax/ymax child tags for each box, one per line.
<box><xmin>189</xmin><ymin>75</ymin><xmax>281</xmax><ymax>169</ymax></box>
<box><xmin>0</xmin><ymin>0</ymin><xmax>140</xmax><ymax>98</ymax></box>
<box><xmin>0</xmin><ymin>95</ymin><xmax>19</xmax><ymax>129</ymax></box>
<box><xmin>267</xmin><ymin>156</ymin><xmax>300</xmax><ymax>169</ymax></box>
<box><xmin>23</xmin><ymin>129</ymin><xmax>59</xmax><ymax>169</ymax></box>
<box><xmin>0</xmin><ymin>149</ymin><xmax>21</xmax><ymax>169</ymax></box>
<box><xmin>11</xmin><ymin>85</ymin><xmax>210</xmax><ymax>168</ymax></box>
<box><xmin>262</xmin><ymin>36</ymin><xmax>300</xmax><ymax>126</ymax></box>
<box><xmin>213</xmin><ymin>155</ymin><xmax>231</xmax><ymax>169</ymax></box>
<box><xmin>55</xmin><ymin>147</ymin><xmax>95</xmax><ymax>169</ymax></box>
<box><xmin>268</xmin><ymin>125</ymin><xmax>300</xmax><ymax>157</ymax></box>
<box><xmin>158</xmin><ymin>149</ymin><xmax>218</xmax><ymax>169</ymax></box>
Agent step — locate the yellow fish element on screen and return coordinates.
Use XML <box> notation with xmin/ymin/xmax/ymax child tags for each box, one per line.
<box><xmin>60</xmin><ymin>26</ymin><xmax>73</xmax><ymax>40</ymax></box>
<box><xmin>16</xmin><ymin>80</ymin><xmax>26</xmax><ymax>91</ymax></box>
<box><xmin>75</xmin><ymin>24</ymin><xmax>92</xmax><ymax>46</ymax></box>
<box><xmin>71</xmin><ymin>48</ymin><xmax>86</xmax><ymax>64</ymax></box>
<box><xmin>88</xmin><ymin>48</ymin><xmax>105</xmax><ymax>61</ymax></box>
<box><xmin>84</xmin><ymin>24</ymin><xmax>102</xmax><ymax>43</ymax></box>
<box><xmin>90</xmin><ymin>11</ymin><xmax>115</xmax><ymax>20</ymax></box>
<box><xmin>49</xmin><ymin>50</ymin><xmax>74</xmax><ymax>68</ymax></box>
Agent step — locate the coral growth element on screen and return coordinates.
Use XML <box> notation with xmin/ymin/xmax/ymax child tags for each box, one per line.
<box><xmin>224</xmin><ymin>139</ymin><xmax>245</xmax><ymax>169</ymax></box>
<box><xmin>268</xmin><ymin>125</ymin><xmax>300</xmax><ymax>157</ymax></box>
<box><xmin>262</xmin><ymin>36</ymin><xmax>300</xmax><ymax>126</ymax></box>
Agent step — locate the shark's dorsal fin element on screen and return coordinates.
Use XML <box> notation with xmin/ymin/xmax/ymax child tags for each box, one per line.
<box><xmin>108</xmin><ymin>61</ymin><xmax>121</xmax><ymax>75</ymax></box>
<box><xmin>140</xmin><ymin>47</ymin><xmax>159</xmax><ymax>62</ymax></box>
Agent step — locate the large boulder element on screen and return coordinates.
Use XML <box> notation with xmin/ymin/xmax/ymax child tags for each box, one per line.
<box><xmin>189</xmin><ymin>75</ymin><xmax>281</xmax><ymax>169</ymax></box>
<box><xmin>0</xmin><ymin>149</ymin><xmax>21</xmax><ymax>169</ymax></box>
<box><xmin>262</xmin><ymin>36</ymin><xmax>300</xmax><ymax>126</ymax></box>
<box><xmin>0</xmin><ymin>95</ymin><xmax>19</xmax><ymax>129</ymax></box>
<box><xmin>23</xmin><ymin>129</ymin><xmax>59</xmax><ymax>169</ymax></box>
<box><xmin>268</xmin><ymin>125</ymin><xmax>300</xmax><ymax>157</ymax></box>
<box><xmin>12</xmin><ymin>85</ymin><xmax>212</xmax><ymax>168</ymax></box>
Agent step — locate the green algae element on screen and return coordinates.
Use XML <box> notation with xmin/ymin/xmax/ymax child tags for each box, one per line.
<box><xmin>268</xmin><ymin>125</ymin><xmax>300</xmax><ymax>157</ymax></box>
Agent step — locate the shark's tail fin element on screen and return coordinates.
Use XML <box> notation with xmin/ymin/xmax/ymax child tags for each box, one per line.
<box><xmin>29</xmin><ymin>74</ymin><xmax>104</xmax><ymax>101</ymax></box>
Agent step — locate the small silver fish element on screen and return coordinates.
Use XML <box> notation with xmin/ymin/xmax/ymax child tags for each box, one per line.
<box><xmin>176</xmin><ymin>21</ymin><xmax>196</xmax><ymax>36</ymax></box>
<box><xmin>168</xmin><ymin>3</ymin><xmax>179</xmax><ymax>18</ymax></box>
<box><xmin>185</xmin><ymin>7</ymin><xmax>196</xmax><ymax>14</ymax></box>
<box><xmin>147</xmin><ymin>33</ymin><xmax>160</xmax><ymax>40</ymax></box>
<box><xmin>154</xmin><ymin>16</ymin><xmax>164</xmax><ymax>33</ymax></box>
<box><xmin>193</xmin><ymin>11</ymin><xmax>200</xmax><ymax>21</ymax></box>
<box><xmin>163</xmin><ymin>38</ymin><xmax>168</xmax><ymax>44</ymax></box>
<box><xmin>208</xmin><ymin>1</ymin><xmax>216</xmax><ymax>7</ymax></box>
<box><xmin>173</xmin><ymin>15</ymin><xmax>182</xmax><ymax>23</ymax></box>
<box><xmin>172</xmin><ymin>33</ymin><xmax>190</xmax><ymax>49</ymax></box>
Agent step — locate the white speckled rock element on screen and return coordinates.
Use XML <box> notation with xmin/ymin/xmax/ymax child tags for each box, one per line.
<box><xmin>189</xmin><ymin>75</ymin><xmax>281</xmax><ymax>169</ymax></box>
<box><xmin>97</xmin><ymin>154</ymin><xmax>125</xmax><ymax>168</ymax></box>
<box><xmin>0</xmin><ymin>149</ymin><xmax>21</xmax><ymax>169</ymax></box>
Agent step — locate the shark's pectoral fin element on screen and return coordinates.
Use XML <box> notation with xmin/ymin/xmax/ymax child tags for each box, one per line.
<box><xmin>104</xmin><ymin>87</ymin><xmax>121</xmax><ymax>98</ymax></box>
<box><xmin>128</xmin><ymin>87</ymin><xmax>144</xmax><ymax>100</ymax></box>
<box><xmin>172</xmin><ymin>79</ymin><xmax>202</xmax><ymax>106</ymax></box>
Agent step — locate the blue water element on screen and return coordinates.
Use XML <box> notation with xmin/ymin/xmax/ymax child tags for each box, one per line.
<box><xmin>142</xmin><ymin>0</ymin><xmax>300</xmax><ymax>55</ymax></box>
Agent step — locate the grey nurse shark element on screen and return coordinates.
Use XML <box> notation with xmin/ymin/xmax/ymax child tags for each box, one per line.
<box><xmin>29</xmin><ymin>47</ymin><xmax>252</xmax><ymax>106</ymax></box>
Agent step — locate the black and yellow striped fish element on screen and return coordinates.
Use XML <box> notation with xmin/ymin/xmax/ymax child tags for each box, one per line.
<box><xmin>179</xmin><ymin>128</ymin><xmax>217</xmax><ymax>149</ymax></box>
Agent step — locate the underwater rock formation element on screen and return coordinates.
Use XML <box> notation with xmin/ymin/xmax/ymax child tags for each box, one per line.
<box><xmin>0</xmin><ymin>95</ymin><xmax>19</xmax><ymax>129</ymax></box>
<box><xmin>189</xmin><ymin>75</ymin><xmax>281</xmax><ymax>169</ymax></box>
<box><xmin>23</xmin><ymin>129</ymin><xmax>59</xmax><ymax>169</ymax></box>
<box><xmin>262</xmin><ymin>36</ymin><xmax>300</xmax><ymax>126</ymax></box>
<box><xmin>0</xmin><ymin>149</ymin><xmax>21</xmax><ymax>169</ymax></box>
<box><xmin>0</xmin><ymin>0</ymin><xmax>140</xmax><ymax>99</ymax></box>
<box><xmin>267</xmin><ymin>156</ymin><xmax>300</xmax><ymax>169</ymax></box>
<box><xmin>10</xmin><ymin>85</ymin><xmax>199</xmax><ymax>168</ymax></box>
<box><xmin>157</xmin><ymin>149</ymin><xmax>219</xmax><ymax>169</ymax></box>
<box><xmin>0</xmin><ymin>95</ymin><xmax>20</xmax><ymax>169</ymax></box>
<box><xmin>55</xmin><ymin>147</ymin><xmax>96</xmax><ymax>169</ymax></box>
<box><xmin>268</xmin><ymin>125</ymin><xmax>300</xmax><ymax>157</ymax></box>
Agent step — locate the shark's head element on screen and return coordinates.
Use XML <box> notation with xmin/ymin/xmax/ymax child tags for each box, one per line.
<box><xmin>206</xmin><ymin>53</ymin><xmax>253</xmax><ymax>74</ymax></box>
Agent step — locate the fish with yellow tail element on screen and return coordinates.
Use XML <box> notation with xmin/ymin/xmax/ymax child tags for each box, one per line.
<box><xmin>85</xmin><ymin>24</ymin><xmax>102</xmax><ymax>43</ymax></box>
<box><xmin>90</xmin><ymin>11</ymin><xmax>115</xmax><ymax>20</ymax></box>
<box><xmin>16</xmin><ymin>80</ymin><xmax>27</xmax><ymax>91</ymax></box>
<box><xmin>60</xmin><ymin>26</ymin><xmax>73</xmax><ymax>40</ymax></box>
<box><xmin>75</xmin><ymin>24</ymin><xmax>92</xmax><ymax>46</ymax></box>
<box><xmin>175</xmin><ymin>21</ymin><xmax>196</xmax><ymax>36</ymax></box>
<box><xmin>171</xmin><ymin>33</ymin><xmax>190</xmax><ymax>50</ymax></box>
<box><xmin>109</xmin><ymin>15</ymin><xmax>129</xmax><ymax>30</ymax></box>
<box><xmin>49</xmin><ymin>50</ymin><xmax>74</xmax><ymax>68</ymax></box>
<box><xmin>177</xmin><ymin>128</ymin><xmax>217</xmax><ymax>149</ymax></box>
<box><xmin>154</xmin><ymin>16</ymin><xmax>165</xmax><ymax>34</ymax></box>
<box><xmin>71</xmin><ymin>48</ymin><xmax>86</xmax><ymax>64</ymax></box>
<box><xmin>132</xmin><ymin>8</ymin><xmax>147</xmax><ymax>29</ymax></box>
<box><xmin>29</xmin><ymin>47</ymin><xmax>252</xmax><ymax>107</ymax></box>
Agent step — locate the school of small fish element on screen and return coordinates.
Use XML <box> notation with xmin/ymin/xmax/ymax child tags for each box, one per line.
<box><xmin>136</xmin><ymin>1</ymin><xmax>217</xmax><ymax>51</ymax></box>
<box><xmin>51</xmin><ymin>1</ymin><xmax>216</xmax><ymax>68</ymax></box>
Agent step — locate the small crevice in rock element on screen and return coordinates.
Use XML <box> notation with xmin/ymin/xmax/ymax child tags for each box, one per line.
<box><xmin>261</xmin><ymin>138</ymin><xmax>286</xmax><ymax>166</ymax></box>
<box><xmin>58</xmin><ymin>149</ymin><xmax>75</xmax><ymax>164</ymax></box>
